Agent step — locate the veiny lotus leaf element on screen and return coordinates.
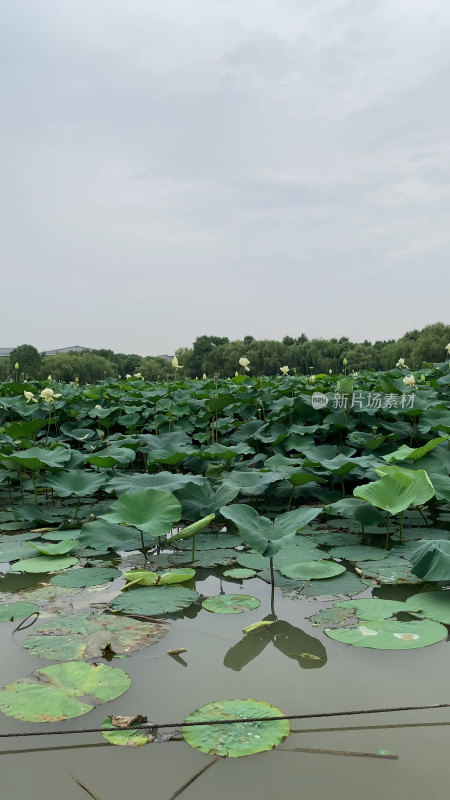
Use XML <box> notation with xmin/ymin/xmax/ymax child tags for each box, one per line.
<box><xmin>158</xmin><ymin>568</ymin><xmax>195</xmax><ymax>585</ymax></box>
<box><xmin>50</xmin><ymin>567</ymin><xmax>121</xmax><ymax>588</ymax></box>
<box><xmin>280</xmin><ymin>561</ymin><xmax>346</xmax><ymax>581</ymax></box>
<box><xmin>405</xmin><ymin>591</ymin><xmax>450</xmax><ymax>624</ymax></box>
<box><xmin>325</xmin><ymin>618</ymin><xmax>447</xmax><ymax>649</ymax></box>
<box><xmin>112</xmin><ymin>586</ymin><xmax>200</xmax><ymax>616</ymax></box>
<box><xmin>23</xmin><ymin>612</ymin><xmax>168</xmax><ymax>660</ymax></box>
<box><xmin>182</xmin><ymin>698</ymin><xmax>290</xmax><ymax>757</ymax></box>
<box><xmin>0</xmin><ymin>661</ymin><xmax>131</xmax><ymax>722</ymax></box>
<box><xmin>202</xmin><ymin>594</ymin><xmax>260</xmax><ymax>614</ymax></box>
<box><xmin>12</xmin><ymin>556</ymin><xmax>79</xmax><ymax>573</ymax></box>
<box><xmin>410</xmin><ymin>540</ymin><xmax>450</xmax><ymax>581</ymax></box>
<box><xmin>0</xmin><ymin>602</ymin><xmax>38</xmax><ymax>622</ymax></box>
<box><xmin>175</xmin><ymin>533</ymin><xmax>241</xmax><ymax>551</ymax></box>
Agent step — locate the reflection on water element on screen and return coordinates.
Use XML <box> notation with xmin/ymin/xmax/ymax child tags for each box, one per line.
<box><xmin>224</xmin><ymin>616</ymin><xmax>327</xmax><ymax>671</ymax></box>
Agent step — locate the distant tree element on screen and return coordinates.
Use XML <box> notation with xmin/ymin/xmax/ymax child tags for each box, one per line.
<box><xmin>9</xmin><ymin>344</ymin><xmax>42</xmax><ymax>378</ymax></box>
<box><xmin>41</xmin><ymin>353</ymin><xmax>116</xmax><ymax>383</ymax></box>
<box><xmin>243</xmin><ymin>335</ymin><xmax>255</xmax><ymax>346</ymax></box>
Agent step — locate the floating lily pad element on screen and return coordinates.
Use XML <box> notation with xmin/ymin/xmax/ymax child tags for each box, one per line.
<box><xmin>202</xmin><ymin>594</ymin><xmax>260</xmax><ymax>614</ymax></box>
<box><xmin>330</xmin><ymin>546</ymin><xmax>390</xmax><ymax>562</ymax></box>
<box><xmin>0</xmin><ymin>602</ymin><xmax>38</xmax><ymax>622</ymax></box>
<box><xmin>311</xmin><ymin>532</ymin><xmax>360</xmax><ymax>547</ymax></box>
<box><xmin>41</xmin><ymin>529</ymin><xmax>81</xmax><ymax>542</ymax></box>
<box><xmin>280</xmin><ymin>561</ymin><xmax>346</xmax><ymax>581</ymax></box>
<box><xmin>325</xmin><ymin>619</ymin><xmax>447</xmax><ymax>649</ymax></box>
<box><xmin>301</xmin><ymin>571</ymin><xmax>365</xmax><ymax>598</ymax></box>
<box><xmin>0</xmin><ymin>661</ymin><xmax>131</xmax><ymax>721</ymax></box>
<box><xmin>307</xmin><ymin>606</ymin><xmax>357</xmax><ymax>628</ymax></box>
<box><xmin>335</xmin><ymin>598</ymin><xmax>407</xmax><ymax>620</ymax></box>
<box><xmin>405</xmin><ymin>591</ymin><xmax>450</xmax><ymax>624</ymax></box>
<box><xmin>12</xmin><ymin>556</ymin><xmax>79</xmax><ymax>573</ymax></box>
<box><xmin>112</xmin><ymin>586</ymin><xmax>200</xmax><ymax>616</ymax></box>
<box><xmin>23</xmin><ymin>612</ymin><xmax>168</xmax><ymax>660</ymax></box>
<box><xmin>50</xmin><ymin>567</ymin><xmax>121</xmax><ymax>588</ymax></box>
<box><xmin>182</xmin><ymin>699</ymin><xmax>290</xmax><ymax>757</ymax></box>
<box><xmin>102</xmin><ymin>715</ymin><xmax>151</xmax><ymax>747</ymax></box>
<box><xmin>223</xmin><ymin>568</ymin><xmax>256</xmax><ymax>579</ymax></box>
<box><xmin>356</xmin><ymin>559</ymin><xmax>421</xmax><ymax>584</ymax></box>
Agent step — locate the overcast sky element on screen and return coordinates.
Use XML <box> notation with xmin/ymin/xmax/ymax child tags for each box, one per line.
<box><xmin>2</xmin><ymin>0</ymin><xmax>450</xmax><ymax>355</ymax></box>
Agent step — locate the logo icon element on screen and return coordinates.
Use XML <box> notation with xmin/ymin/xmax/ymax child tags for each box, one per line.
<box><xmin>311</xmin><ymin>392</ymin><xmax>329</xmax><ymax>409</ymax></box>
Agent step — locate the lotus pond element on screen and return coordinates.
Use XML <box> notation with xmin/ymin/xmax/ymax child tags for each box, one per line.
<box><xmin>0</xmin><ymin>366</ymin><xmax>450</xmax><ymax>799</ymax></box>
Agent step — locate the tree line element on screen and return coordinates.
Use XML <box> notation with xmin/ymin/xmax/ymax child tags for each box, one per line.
<box><xmin>2</xmin><ymin>322</ymin><xmax>449</xmax><ymax>382</ymax></box>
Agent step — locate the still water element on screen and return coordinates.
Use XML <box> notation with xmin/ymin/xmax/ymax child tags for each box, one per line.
<box><xmin>0</xmin><ymin>569</ymin><xmax>448</xmax><ymax>800</ymax></box>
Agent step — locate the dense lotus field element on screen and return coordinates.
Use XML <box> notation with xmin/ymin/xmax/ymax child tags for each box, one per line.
<box><xmin>0</xmin><ymin>364</ymin><xmax>450</xmax><ymax>758</ymax></box>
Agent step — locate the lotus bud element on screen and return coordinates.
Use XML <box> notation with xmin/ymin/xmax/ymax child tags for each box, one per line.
<box><xmin>342</xmin><ymin>358</ymin><xmax>348</xmax><ymax>366</ymax></box>
<box><xmin>14</xmin><ymin>362</ymin><xmax>19</xmax><ymax>371</ymax></box>
<box><xmin>202</xmin><ymin>373</ymin><xmax>207</xmax><ymax>379</ymax></box>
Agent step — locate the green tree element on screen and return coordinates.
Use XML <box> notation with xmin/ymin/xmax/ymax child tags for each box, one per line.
<box><xmin>9</xmin><ymin>344</ymin><xmax>42</xmax><ymax>378</ymax></box>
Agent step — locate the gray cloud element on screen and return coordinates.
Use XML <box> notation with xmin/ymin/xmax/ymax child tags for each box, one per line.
<box><xmin>1</xmin><ymin>0</ymin><xmax>449</xmax><ymax>353</ymax></box>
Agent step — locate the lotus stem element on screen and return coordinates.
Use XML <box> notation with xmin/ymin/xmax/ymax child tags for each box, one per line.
<box><xmin>399</xmin><ymin>511</ymin><xmax>404</xmax><ymax>543</ymax></box>
<box><xmin>385</xmin><ymin>512</ymin><xmax>390</xmax><ymax>549</ymax></box>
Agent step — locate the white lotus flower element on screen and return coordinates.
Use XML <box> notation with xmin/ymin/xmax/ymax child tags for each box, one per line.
<box><xmin>172</xmin><ymin>356</ymin><xmax>183</xmax><ymax>369</ymax></box>
<box><xmin>353</xmin><ymin>371</ymin><xmax>358</xmax><ymax>378</ymax></box>
<box><xmin>329</xmin><ymin>369</ymin><xmax>332</xmax><ymax>374</ymax></box>
<box><xmin>202</xmin><ymin>373</ymin><xmax>207</xmax><ymax>379</ymax></box>
<box><xmin>23</xmin><ymin>391</ymin><xmax>37</xmax><ymax>403</ymax></box>
<box><xmin>309</xmin><ymin>375</ymin><xmax>316</xmax><ymax>383</ymax></box>
<box><xmin>125</xmin><ymin>374</ymin><xmax>131</xmax><ymax>379</ymax></box>
<box><xmin>133</xmin><ymin>372</ymin><xmax>143</xmax><ymax>379</ymax></box>
<box><xmin>94</xmin><ymin>404</ymin><xmax>102</xmax><ymax>409</ymax></box>
<box><xmin>280</xmin><ymin>365</ymin><xmax>289</xmax><ymax>375</ymax></box>
<box><xmin>47</xmin><ymin>375</ymin><xmax>52</xmax><ymax>381</ymax></box>
<box><xmin>403</xmin><ymin>375</ymin><xmax>415</xmax><ymax>386</ymax></box>
<box><xmin>445</xmin><ymin>343</ymin><xmax>450</xmax><ymax>353</ymax></box>
<box><xmin>239</xmin><ymin>356</ymin><xmax>250</xmax><ymax>372</ymax></box>
<box><xmin>39</xmin><ymin>387</ymin><xmax>61</xmax><ymax>402</ymax></box>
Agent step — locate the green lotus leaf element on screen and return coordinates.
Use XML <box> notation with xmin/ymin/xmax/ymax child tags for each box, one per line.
<box><xmin>85</xmin><ymin>446</ymin><xmax>136</xmax><ymax>468</ymax></box>
<box><xmin>405</xmin><ymin>591</ymin><xmax>450</xmax><ymax>624</ymax></box>
<box><xmin>174</xmin><ymin>482</ymin><xmax>240</xmax><ymax>520</ymax></box>
<box><xmin>280</xmin><ymin>561</ymin><xmax>346</xmax><ymax>581</ymax></box>
<box><xmin>4</xmin><ymin>446</ymin><xmax>72</xmax><ymax>472</ymax></box>
<box><xmin>111</xmin><ymin>585</ymin><xmax>200</xmax><ymax>616</ymax></box>
<box><xmin>192</xmin><ymin>549</ymin><xmax>236</xmax><ymax>568</ymax></box>
<box><xmin>50</xmin><ymin>567</ymin><xmax>121</xmax><ymax>588</ymax></box>
<box><xmin>356</xmin><ymin>558</ymin><xmax>422</xmax><ymax>584</ymax></box>
<box><xmin>46</xmin><ymin>470</ymin><xmax>106</xmax><ymax>497</ymax></box>
<box><xmin>329</xmin><ymin>545</ymin><xmax>390</xmax><ymax>562</ymax></box>
<box><xmin>325</xmin><ymin>619</ymin><xmax>447</xmax><ymax>649</ymax></box>
<box><xmin>221</xmin><ymin>504</ymin><xmax>321</xmax><ymax>557</ymax></box>
<box><xmin>354</xmin><ymin>469</ymin><xmax>434</xmax><ymax>515</ymax></box>
<box><xmin>410</xmin><ymin>540</ymin><xmax>450</xmax><ymax>580</ymax></box>
<box><xmin>30</xmin><ymin>539</ymin><xmax>77</xmax><ymax>556</ymax></box>
<box><xmin>182</xmin><ymin>699</ymin><xmax>290</xmax><ymax>757</ymax></box>
<box><xmin>107</xmin><ymin>471</ymin><xmax>205</xmax><ymax>495</ymax></box>
<box><xmin>0</xmin><ymin>661</ymin><xmax>131</xmax><ymax>721</ymax></box>
<box><xmin>23</xmin><ymin>612</ymin><xmax>168</xmax><ymax>660</ymax></box>
<box><xmin>382</xmin><ymin>436</ymin><xmax>449</xmax><ymax>463</ymax></box>
<box><xmin>0</xmin><ymin>602</ymin><xmax>38</xmax><ymax>622</ymax></box>
<box><xmin>202</xmin><ymin>594</ymin><xmax>260</xmax><ymax>614</ymax></box>
<box><xmin>12</xmin><ymin>556</ymin><xmax>79</xmax><ymax>573</ymax></box>
<box><xmin>335</xmin><ymin>598</ymin><xmax>407</xmax><ymax>620</ymax></box>
<box><xmin>79</xmin><ymin>520</ymin><xmax>155</xmax><ymax>553</ymax></box>
<box><xmin>100</xmin><ymin>489</ymin><xmax>181</xmax><ymax>535</ymax></box>
<box><xmin>221</xmin><ymin>470</ymin><xmax>285</xmax><ymax>496</ymax></box>
<box><xmin>0</xmin><ymin>541</ymin><xmax>38</xmax><ymax>562</ymax></box>
<box><xmin>223</xmin><ymin>568</ymin><xmax>256</xmax><ymax>579</ymax></box>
